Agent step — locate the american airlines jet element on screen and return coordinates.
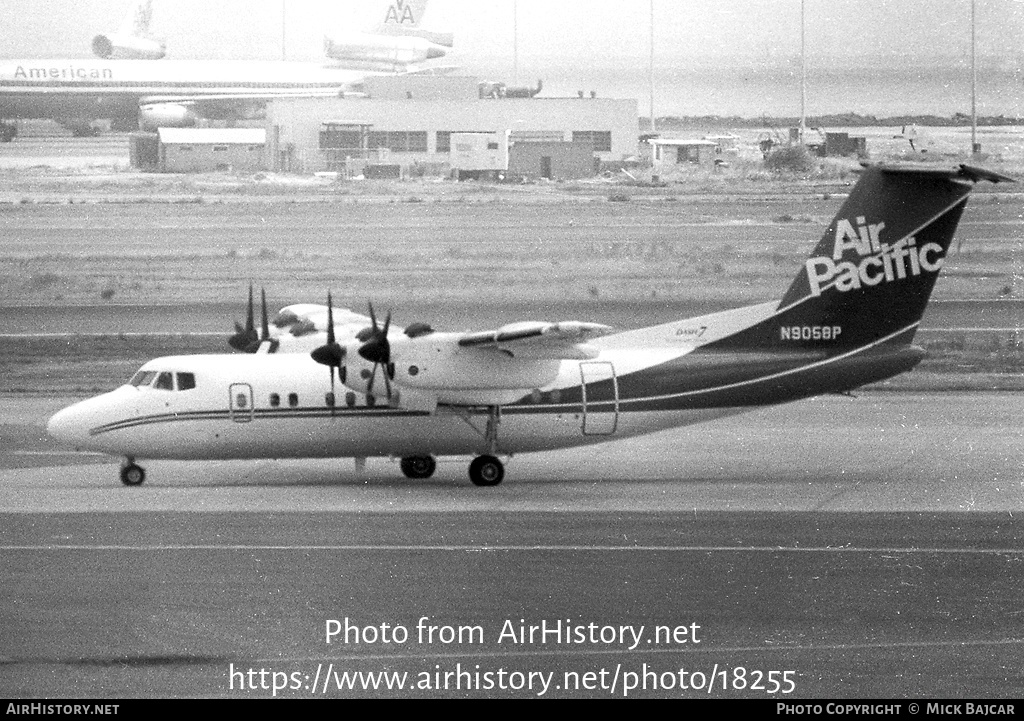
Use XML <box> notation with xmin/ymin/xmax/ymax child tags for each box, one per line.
<box><xmin>0</xmin><ymin>0</ymin><xmax>452</xmax><ymax>140</ymax></box>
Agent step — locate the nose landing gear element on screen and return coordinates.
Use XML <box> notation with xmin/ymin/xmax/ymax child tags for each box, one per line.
<box><xmin>119</xmin><ymin>458</ymin><xmax>146</xmax><ymax>486</ymax></box>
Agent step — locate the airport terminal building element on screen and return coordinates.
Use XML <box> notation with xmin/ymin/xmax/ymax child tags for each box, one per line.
<box><xmin>265</xmin><ymin>75</ymin><xmax>638</xmax><ymax>177</ymax></box>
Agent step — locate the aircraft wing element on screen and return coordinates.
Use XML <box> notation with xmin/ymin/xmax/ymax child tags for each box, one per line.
<box><xmin>457</xmin><ymin>321</ymin><xmax>614</xmax><ymax>360</ymax></box>
<box><xmin>273</xmin><ymin>304</ymin><xmax>374</xmax><ymax>338</ymax></box>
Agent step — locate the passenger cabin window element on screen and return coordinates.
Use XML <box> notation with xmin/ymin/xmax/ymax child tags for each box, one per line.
<box><xmin>288</xmin><ymin>393</ymin><xmax>299</xmax><ymax>408</ymax></box>
<box><xmin>176</xmin><ymin>373</ymin><xmax>196</xmax><ymax>391</ymax></box>
<box><xmin>154</xmin><ymin>372</ymin><xmax>174</xmax><ymax>391</ymax></box>
<box><xmin>270</xmin><ymin>393</ymin><xmax>281</xmax><ymax>408</ymax></box>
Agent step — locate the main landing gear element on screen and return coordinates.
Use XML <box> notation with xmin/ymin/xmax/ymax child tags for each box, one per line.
<box><xmin>400</xmin><ymin>455</ymin><xmax>437</xmax><ymax>480</ymax></box>
<box><xmin>120</xmin><ymin>458</ymin><xmax>146</xmax><ymax>486</ymax></box>
<box><xmin>468</xmin><ymin>455</ymin><xmax>504</xmax><ymax>487</ymax></box>
<box><xmin>398</xmin><ymin>453</ymin><xmax>506</xmax><ymax>486</ymax></box>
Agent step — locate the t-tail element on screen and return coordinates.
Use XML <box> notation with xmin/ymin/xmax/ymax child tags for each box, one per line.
<box><xmin>120</xmin><ymin>0</ymin><xmax>155</xmax><ymax>37</ymax></box>
<box><xmin>714</xmin><ymin>164</ymin><xmax>1015</xmax><ymax>354</ymax></box>
<box><xmin>373</xmin><ymin>0</ymin><xmax>453</xmax><ymax>47</ymax></box>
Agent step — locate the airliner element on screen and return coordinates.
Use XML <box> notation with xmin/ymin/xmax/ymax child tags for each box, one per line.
<box><xmin>47</xmin><ymin>164</ymin><xmax>1014</xmax><ymax>487</ymax></box>
<box><xmin>0</xmin><ymin>0</ymin><xmax>451</xmax><ymax>139</ymax></box>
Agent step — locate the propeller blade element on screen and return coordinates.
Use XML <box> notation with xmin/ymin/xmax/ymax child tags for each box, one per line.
<box><xmin>326</xmin><ymin>291</ymin><xmax>336</xmax><ymax>346</ymax></box>
<box><xmin>260</xmin><ymin>288</ymin><xmax>270</xmax><ymax>340</ymax></box>
<box><xmin>358</xmin><ymin>303</ymin><xmax>392</xmax><ymax>365</ymax></box>
<box><xmin>228</xmin><ymin>284</ymin><xmax>259</xmax><ymax>352</ymax></box>
<box><xmin>368</xmin><ymin>362</ymin><xmax>378</xmax><ymax>398</ymax></box>
<box><xmin>245</xmin><ymin>284</ymin><xmax>255</xmax><ymax>333</ymax></box>
<box><xmin>310</xmin><ymin>290</ymin><xmax>345</xmax><ymax>396</ymax></box>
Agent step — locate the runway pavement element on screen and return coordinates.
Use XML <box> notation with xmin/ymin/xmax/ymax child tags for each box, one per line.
<box><xmin>0</xmin><ymin>391</ymin><xmax>1022</xmax><ymax>698</ymax></box>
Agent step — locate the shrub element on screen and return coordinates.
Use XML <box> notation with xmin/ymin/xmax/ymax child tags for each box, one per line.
<box><xmin>764</xmin><ymin>145</ymin><xmax>815</xmax><ymax>173</ymax></box>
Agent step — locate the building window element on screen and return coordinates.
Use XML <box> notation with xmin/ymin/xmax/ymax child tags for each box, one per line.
<box><xmin>437</xmin><ymin>131</ymin><xmax>492</xmax><ymax>153</ymax></box>
<box><xmin>368</xmin><ymin>131</ymin><xmax>428</xmax><ymax>153</ymax></box>
<box><xmin>572</xmin><ymin>131</ymin><xmax>612</xmax><ymax>152</ymax></box>
<box><xmin>320</xmin><ymin>129</ymin><xmax>363</xmax><ymax>150</ymax></box>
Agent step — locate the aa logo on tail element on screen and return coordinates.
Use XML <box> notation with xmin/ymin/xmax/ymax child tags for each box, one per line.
<box><xmin>804</xmin><ymin>216</ymin><xmax>944</xmax><ymax>297</ymax></box>
<box><xmin>385</xmin><ymin>1</ymin><xmax>418</xmax><ymax>25</ymax></box>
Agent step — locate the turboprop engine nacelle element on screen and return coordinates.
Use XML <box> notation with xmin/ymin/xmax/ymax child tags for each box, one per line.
<box><xmin>92</xmin><ymin>33</ymin><xmax>166</xmax><ymax>60</ymax></box>
<box><xmin>349</xmin><ymin>335</ymin><xmax>561</xmax><ymax>392</ymax></box>
<box><xmin>139</xmin><ymin>103</ymin><xmax>198</xmax><ymax>131</ymax></box>
<box><xmin>324</xmin><ymin>33</ymin><xmax>446</xmax><ymax>68</ymax></box>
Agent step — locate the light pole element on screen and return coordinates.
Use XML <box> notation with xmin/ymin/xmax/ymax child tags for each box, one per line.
<box><xmin>281</xmin><ymin>0</ymin><xmax>287</xmax><ymax>61</ymax></box>
<box><xmin>800</xmin><ymin>0</ymin><xmax>806</xmax><ymax>143</ymax></box>
<box><xmin>650</xmin><ymin>0</ymin><xmax>656</xmax><ymax>133</ymax></box>
<box><xmin>971</xmin><ymin>0</ymin><xmax>979</xmax><ymax>155</ymax></box>
<box><xmin>513</xmin><ymin>0</ymin><xmax>519</xmax><ymax>85</ymax></box>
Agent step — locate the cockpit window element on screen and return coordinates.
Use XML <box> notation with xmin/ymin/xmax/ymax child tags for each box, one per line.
<box><xmin>154</xmin><ymin>372</ymin><xmax>174</xmax><ymax>391</ymax></box>
<box><xmin>130</xmin><ymin>370</ymin><xmax>158</xmax><ymax>387</ymax></box>
<box><xmin>177</xmin><ymin>373</ymin><xmax>196</xmax><ymax>391</ymax></box>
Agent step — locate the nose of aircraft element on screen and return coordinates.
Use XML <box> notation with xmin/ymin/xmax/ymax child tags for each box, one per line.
<box><xmin>46</xmin><ymin>402</ymin><xmax>92</xmax><ymax>446</ymax></box>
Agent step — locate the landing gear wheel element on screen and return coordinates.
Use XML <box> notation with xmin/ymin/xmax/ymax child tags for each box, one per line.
<box><xmin>400</xmin><ymin>455</ymin><xmax>436</xmax><ymax>480</ymax></box>
<box><xmin>120</xmin><ymin>463</ymin><xmax>146</xmax><ymax>487</ymax></box>
<box><xmin>469</xmin><ymin>455</ymin><xmax>504</xmax><ymax>487</ymax></box>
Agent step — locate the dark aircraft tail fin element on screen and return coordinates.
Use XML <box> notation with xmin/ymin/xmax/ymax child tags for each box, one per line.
<box><xmin>716</xmin><ymin>164</ymin><xmax>1014</xmax><ymax>352</ymax></box>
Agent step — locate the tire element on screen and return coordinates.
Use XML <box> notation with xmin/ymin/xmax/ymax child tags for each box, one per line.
<box><xmin>468</xmin><ymin>455</ymin><xmax>504</xmax><ymax>487</ymax></box>
<box><xmin>120</xmin><ymin>463</ymin><xmax>146</xmax><ymax>486</ymax></box>
<box><xmin>400</xmin><ymin>455</ymin><xmax>436</xmax><ymax>480</ymax></box>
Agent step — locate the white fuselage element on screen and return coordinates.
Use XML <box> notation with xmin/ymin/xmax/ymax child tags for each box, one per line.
<box><xmin>46</xmin><ymin>349</ymin><xmax>742</xmax><ymax>463</ymax></box>
<box><xmin>0</xmin><ymin>59</ymin><xmax>377</xmax><ymax>122</ymax></box>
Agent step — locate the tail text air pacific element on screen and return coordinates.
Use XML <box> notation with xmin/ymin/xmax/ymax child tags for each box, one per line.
<box><xmin>806</xmin><ymin>216</ymin><xmax>945</xmax><ymax>297</ymax></box>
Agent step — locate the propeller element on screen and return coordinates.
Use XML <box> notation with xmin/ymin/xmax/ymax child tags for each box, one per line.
<box><xmin>228</xmin><ymin>284</ymin><xmax>258</xmax><ymax>352</ymax></box>
<box><xmin>310</xmin><ymin>292</ymin><xmax>346</xmax><ymax>397</ymax></box>
<box><xmin>357</xmin><ymin>302</ymin><xmax>396</xmax><ymax>402</ymax></box>
<box><xmin>229</xmin><ymin>285</ymin><xmax>279</xmax><ymax>353</ymax></box>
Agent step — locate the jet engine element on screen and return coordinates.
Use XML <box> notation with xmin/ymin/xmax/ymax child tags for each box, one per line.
<box><xmin>92</xmin><ymin>33</ymin><xmax>166</xmax><ymax>60</ymax></box>
<box><xmin>323</xmin><ymin>33</ymin><xmax>446</xmax><ymax>68</ymax></box>
<box><xmin>138</xmin><ymin>103</ymin><xmax>198</xmax><ymax>131</ymax></box>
